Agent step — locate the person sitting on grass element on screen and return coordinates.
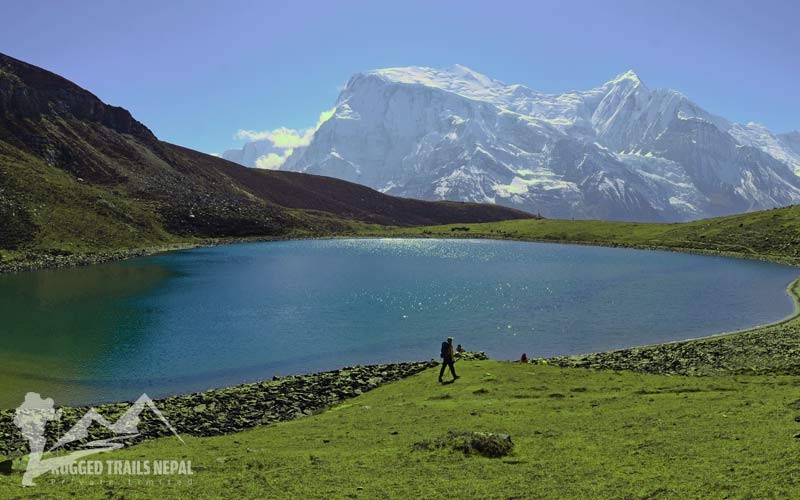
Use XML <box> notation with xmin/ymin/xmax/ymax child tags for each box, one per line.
<box><xmin>439</xmin><ymin>336</ymin><xmax>460</xmax><ymax>383</ymax></box>
<box><xmin>456</xmin><ymin>343</ymin><xmax>465</xmax><ymax>354</ymax></box>
<box><xmin>520</xmin><ymin>353</ymin><xmax>528</xmax><ymax>363</ymax></box>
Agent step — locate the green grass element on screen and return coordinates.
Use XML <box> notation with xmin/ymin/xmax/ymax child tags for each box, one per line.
<box><xmin>3</xmin><ymin>361</ymin><xmax>800</xmax><ymax>498</ymax></box>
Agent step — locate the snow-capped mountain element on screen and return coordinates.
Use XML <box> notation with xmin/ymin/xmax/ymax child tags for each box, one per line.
<box><xmin>225</xmin><ymin>65</ymin><xmax>800</xmax><ymax>221</ymax></box>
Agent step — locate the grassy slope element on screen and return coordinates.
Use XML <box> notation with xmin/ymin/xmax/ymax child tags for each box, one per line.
<box><xmin>4</xmin><ymin>361</ymin><xmax>800</xmax><ymax>498</ymax></box>
<box><xmin>1</xmin><ymin>209</ymin><xmax>799</xmax><ymax>497</ymax></box>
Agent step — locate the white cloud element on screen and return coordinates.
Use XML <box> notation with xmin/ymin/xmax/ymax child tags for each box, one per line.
<box><xmin>235</xmin><ymin>127</ymin><xmax>311</xmax><ymax>148</ymax></box>
<box><xmin>234</xmin><ymin>108</ymin><xmax>337</xmax><ymax>150</ymax></box>
<box><xmin>254</xmin><ymin>148</ymin><xmax>294</xmax><ymax>169</ymax></box>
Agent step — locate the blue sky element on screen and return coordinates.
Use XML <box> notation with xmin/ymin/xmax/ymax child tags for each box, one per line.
<box><xmin>1</xmin><ymin>0</ymin><xmax>797</xmax><ymax>154</ymax></box>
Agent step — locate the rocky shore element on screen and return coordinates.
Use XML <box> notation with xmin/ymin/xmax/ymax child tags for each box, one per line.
<box><xmin>0</xmin><ymin>360</ymin><xmax>443</xmax><ymax>458</ymax></box>
<box><xmin>0</xmin><ymin>236</ymin><xmax>287</xmax><ymax>274</ymax></box>
<box><xmin>547</xmin><ymin>317</ymin><xmax>800</xmax><ymax>376</ymax></box>
<box><xmin>0</xmin><ymin>234</ymin><xmax>353</xmax><ymax>274</ymax></box>
<box><xmin>0</xmin><ymin>247</ymin><xmax>173</xmax><ymax>274</ymax></box>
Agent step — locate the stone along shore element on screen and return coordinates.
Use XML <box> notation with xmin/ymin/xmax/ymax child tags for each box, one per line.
<box><xmin>0</xmin><ymin>360</ymin><xmax>450</xmax><ymax>458</ymax></box>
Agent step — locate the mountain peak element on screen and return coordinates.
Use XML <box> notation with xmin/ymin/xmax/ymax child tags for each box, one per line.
<box><xmin>446</xmin><ymin>63</ymin><xmax>488</xmax><ymax>78</ymax></box>
<box><xmin>0</xmin><ymin>52</ymin><xmax>154</xmax><ymax>139</ymax></box>
<box><xmin>608</xmin><ymin>69</ymin><xmax>644</xmax><ymax>87</ymax></box>
<box><xmin>447</xmin><ymin>63</ymin><xmax>475</xmax><ymax>72</ymax></box>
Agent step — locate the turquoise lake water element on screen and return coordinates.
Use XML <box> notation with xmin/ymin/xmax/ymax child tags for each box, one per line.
<box><xmin>0</xmin><ymin>238</ymin><xmax>797</xmax><ymax>407</ymax></box>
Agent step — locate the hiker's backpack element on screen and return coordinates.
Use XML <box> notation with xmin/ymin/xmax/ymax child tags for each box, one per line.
<box><xmin>440</xmin><ymin>341</ymin><xmax>449</xmax><ymax>358</ymax></box>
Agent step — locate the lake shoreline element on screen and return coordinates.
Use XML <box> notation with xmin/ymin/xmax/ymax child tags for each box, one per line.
<box><xmin>0</xmin><ymin>354</ymin><xmax>489</xmax><ymax>458</ymax></box>
<box><xmin>548</xmin><ymin>277</ymin><xmax>800</xmax><ymax>375</ymax></box>
<box><xmin>2</xmin><ymin>228</ymin><xmax>798</xmax><ymax>275</ymax></box>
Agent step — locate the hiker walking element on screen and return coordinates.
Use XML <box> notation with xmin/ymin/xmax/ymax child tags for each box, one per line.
<box><xmin>439</xmin><ymin>336</ymin><xmax>460</xmax><ymax>383</ymax></box>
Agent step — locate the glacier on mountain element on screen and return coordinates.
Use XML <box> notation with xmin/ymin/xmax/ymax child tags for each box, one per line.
<box><xmin>224</xmin><ymin>65</ymin><xmax>800</xmax><ymax>221</ymax></box>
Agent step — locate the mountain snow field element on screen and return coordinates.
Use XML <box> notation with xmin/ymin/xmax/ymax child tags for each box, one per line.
<box><xmin>225</xmin><ymin>66</ymin><xmax>800</xmax><ymax>222</ymax></box>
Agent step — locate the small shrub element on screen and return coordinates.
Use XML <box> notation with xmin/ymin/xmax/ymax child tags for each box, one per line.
<box><xmin>412</xmin><ymin>431</ymin><xmax>513</xmax><ymax>458</ymax></box>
